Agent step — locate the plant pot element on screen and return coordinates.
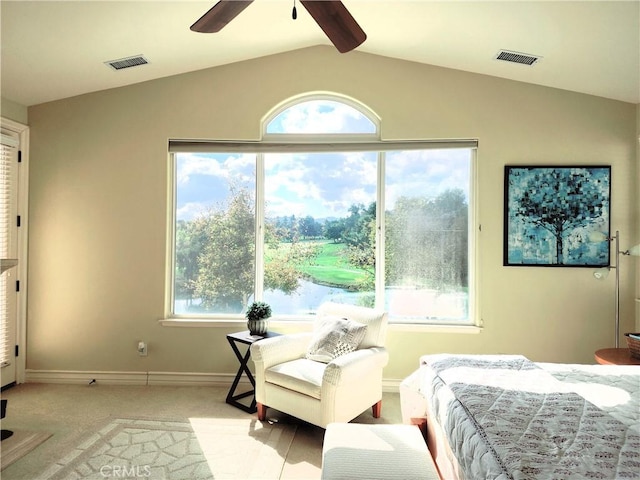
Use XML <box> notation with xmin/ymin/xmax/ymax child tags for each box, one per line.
<box><xmin>247</xmin><ymin>318</ymin><xmax>269</xmax><ymax>336</ymax></box>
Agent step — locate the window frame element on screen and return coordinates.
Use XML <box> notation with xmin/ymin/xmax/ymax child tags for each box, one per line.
<box><xmin>164</xmin><ymin>96</ymin><xmax>478</xmax><ymax>329</ymax></box>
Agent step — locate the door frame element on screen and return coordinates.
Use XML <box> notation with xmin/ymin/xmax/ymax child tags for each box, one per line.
<box><xmin>1</xmin><ymin>117</ymin><xmax>29</xmax><ymax>386</ymax></box>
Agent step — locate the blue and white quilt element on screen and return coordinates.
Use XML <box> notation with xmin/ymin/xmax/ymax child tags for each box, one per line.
<box><xmin>416</xmin><ymin>354</ymin><xmax>640</xmax><ymax>480</ymax></box>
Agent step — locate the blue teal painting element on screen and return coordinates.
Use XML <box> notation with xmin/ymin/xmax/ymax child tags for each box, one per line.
<box><xmin>504</xmin><ymin>166</ymin><xmax>611</xmax><ymax>267</ymax></box>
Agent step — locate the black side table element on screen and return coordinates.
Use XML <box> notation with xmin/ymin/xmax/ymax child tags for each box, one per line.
<box><xmin>226</xmin><ymin>330</ymin><xmax>281</xmax><ymax>413</ymax></box>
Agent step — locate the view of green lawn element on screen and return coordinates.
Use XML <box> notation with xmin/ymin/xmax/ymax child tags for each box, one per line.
<box><xmin>303</xmin><ymin>241</ymin><xmax>369</xmax><ymax>287</ymax></box>
<box><xmin>269</xmin><ymin>240</ymin><xmax>369</xmax><ymax>288</ymax></box>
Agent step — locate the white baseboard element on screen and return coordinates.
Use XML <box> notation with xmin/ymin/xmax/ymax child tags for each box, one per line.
<box><xmin>25</xmin><ymin>369</ymin><xmax>402</xmax><ymax>391</ymax></box>
<box><xmin>147</xmin><ymin>372</ymin><xmax>235</xmax><ymax>386</ymax></box>
<box><xmin>25</xmin><ymin>370</ymin><xmax>236</xmax><ymax>387</ymax></box>
<box><xmin>382</xmin><ymin>379</ymin><xmax>402</xmax><ymax>392</ymax></box>
<box><xmin>25</xmin><ymin>370</ymin><xmax>149</xmax><ymax>385</ymax></box>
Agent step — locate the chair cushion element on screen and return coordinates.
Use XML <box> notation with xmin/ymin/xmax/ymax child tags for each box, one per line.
<box><xmin>317</xmin><ymin>302</ymin><xmax>387</xmax><ymax>348</ymax></box>
<box><xmin>265</xmin><ymin>358</ymin><xmax>326</xmax><ymax>399</ymax></box>
<box><xmin>306</xmin><ymin>316</ymin><xmax>367</xmax><ymax>363</ymax></box>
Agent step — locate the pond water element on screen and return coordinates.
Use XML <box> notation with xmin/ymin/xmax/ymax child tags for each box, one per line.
<box><xmin>174</xmin><ymin>278</ymin><xmax>467</xmax><ymax>321</ymax></box>
<box><xmin>262</xmin><ymin>280</ymin><xmax>370</xmax><ymax>315</ymax></box>
<box><xmin>174</xmin><ymin>279</ymin><xmax>367</xmax><ymax>316</ymax></box>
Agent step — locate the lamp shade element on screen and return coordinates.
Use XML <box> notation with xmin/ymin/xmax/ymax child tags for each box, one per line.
<box><xmin>628</xmin><ymin>244</ymin><xmax>640</xmax><ymax>256</ymax></box>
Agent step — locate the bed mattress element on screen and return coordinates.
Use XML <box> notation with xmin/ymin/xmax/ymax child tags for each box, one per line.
<box><xmin>405</xmin><ymin>354</ymin><xmax>640</xmax><ymax>480</ymax></box>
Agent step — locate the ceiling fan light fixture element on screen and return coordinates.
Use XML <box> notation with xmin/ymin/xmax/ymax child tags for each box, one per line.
<box><xmin>191</xmin><ymin>0</ymin><xmax>365</xmax><ymax>53</ymax></box>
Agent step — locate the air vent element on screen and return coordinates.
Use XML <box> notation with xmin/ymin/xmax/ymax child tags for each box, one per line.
<box><xmin>105</xmin><ymin>55</ymin><xmax>149</xmax><ymax>71</ymax></box>
<box><xmin>494</xmin><ymin>50</ymin><xmax>541</xmax><ymax>66</ymax></box>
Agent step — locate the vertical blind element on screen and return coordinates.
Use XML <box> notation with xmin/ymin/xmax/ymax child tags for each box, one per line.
<box><xmin>0</xmin><ymin>130</ymin><xmax>18</xmax><ymax>367</ymax></box>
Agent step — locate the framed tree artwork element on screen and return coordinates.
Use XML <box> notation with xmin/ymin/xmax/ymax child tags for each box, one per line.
<box><xmin>504</xmin><ymin>165</ymin><xmax>611</xmax><ymax>267</ymax></box>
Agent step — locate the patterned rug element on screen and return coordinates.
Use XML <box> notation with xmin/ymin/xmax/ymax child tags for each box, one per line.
<box><xmin>41</xmin><ymin>417</ymin><xmax>297</xmax><ymax>480</ymax></box>
<box><xmin>1</xmin><ymin>429</ymin><xmax>52</xmax><ymax>470</ymax></box>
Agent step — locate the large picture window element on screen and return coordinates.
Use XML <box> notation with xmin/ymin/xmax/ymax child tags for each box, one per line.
<box><xmin>169</xmin><ymin>96</ymin><xmax>476</xmax><ymax>324</ymax></box>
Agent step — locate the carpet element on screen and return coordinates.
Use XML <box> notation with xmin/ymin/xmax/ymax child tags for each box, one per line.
<box><xmin>1</xmin><ymin>429</ymin><xmax>53</xmax><ymax>470</ymax></box>
<box><xmin>41</xmin><ymin>417</ymin><xmax>297</xmax><ymax>480</ymax></box>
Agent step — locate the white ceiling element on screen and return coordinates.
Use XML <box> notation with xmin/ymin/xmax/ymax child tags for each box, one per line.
<box><xmin>1</xmin><ymin>0</ymin><xmax>639</xmax><ymax>107</ymax></box>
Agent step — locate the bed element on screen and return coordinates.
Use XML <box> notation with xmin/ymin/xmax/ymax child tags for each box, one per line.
<box><xmin>399</xmin><ymin>354</ymin><xmax>640</xmax><ymax>480</ymax></box>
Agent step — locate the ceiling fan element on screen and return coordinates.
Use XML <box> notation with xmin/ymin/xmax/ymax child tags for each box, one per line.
<box><xmin>190</xmin><ymin>0</ymin><xmax>367</xmax><ymax>53</ymax></box>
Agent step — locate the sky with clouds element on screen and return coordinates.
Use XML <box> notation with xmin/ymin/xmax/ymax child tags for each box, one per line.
<box><xmin>266</xmin><ymin>99</ymin><xmax>377</xmax><ymax>134</ymax></box>
<box><xmin>175</xmin><ymin>100</ymin><xmax>470</xmax><ymax>222</ymax></box>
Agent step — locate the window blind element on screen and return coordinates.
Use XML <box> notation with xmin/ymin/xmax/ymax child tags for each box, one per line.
<box><xmin>0</xmin><ymin>130</ymin><xmax>18</xmax><ymax>368</ymax></box>
<box><xmin>169</xmin><ymin>138</ymin><xmax>478</xmax><ymax>154</ymax></box>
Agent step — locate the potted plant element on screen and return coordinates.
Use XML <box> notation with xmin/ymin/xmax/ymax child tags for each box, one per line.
<box><xmin>246</xmin><ymin>301</ymin><xmax>272</xmax><ymax>336</ymax></box>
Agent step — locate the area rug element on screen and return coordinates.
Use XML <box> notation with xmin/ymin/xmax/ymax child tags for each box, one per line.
<box><xmin>41</xmin><ymin>417</ymin><xmax>297</xmax><ymax>480</ymax></box>
<box><xmin>1</xmin><ymin>429</ymin><xmax>52</xmax><ymax>470</ymax></box>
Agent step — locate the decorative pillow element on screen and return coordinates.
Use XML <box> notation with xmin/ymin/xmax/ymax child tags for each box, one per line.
<box><xmin>306</xmin><ymin>316</ymin><xmax>368</xmax><ymax>363</ymax></box>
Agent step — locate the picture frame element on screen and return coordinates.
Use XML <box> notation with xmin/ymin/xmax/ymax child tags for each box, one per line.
<box><xmin>504</xmin><ymin>165</ymin><xmax>611</xmax><ymax>267</ymax></box>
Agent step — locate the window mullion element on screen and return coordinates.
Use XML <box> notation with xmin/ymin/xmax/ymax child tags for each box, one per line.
<box><xmin>167</xmin><ymin>153</ymin><xmax>178</xmax><ymax>317</ymax></box>
<box><xmin>376</xmin><ymin>152</ymin><xmax>386</xmax><ymax>310</ymax></box>
<box><xmin>254</xmin><ymin>153</ymin><xmax>265</xmax><ymax>301</ymax></box>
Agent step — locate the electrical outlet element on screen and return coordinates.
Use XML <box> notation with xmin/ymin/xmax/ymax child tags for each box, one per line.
<box><xmin>138</xmin><ymin>341</ymin><xmax>148</xmax><ymax>357</ymax></box>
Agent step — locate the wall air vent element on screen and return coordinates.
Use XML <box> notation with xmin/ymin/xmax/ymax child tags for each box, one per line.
<box><xmin>494</xmin><ymin>50</ymin><xmax>541</xmax><ymax>66</ymax></box>
<box><xmin>105</xmin><ymin>55</ymin><xmax>149</xmax><ymax>71</ymax></box>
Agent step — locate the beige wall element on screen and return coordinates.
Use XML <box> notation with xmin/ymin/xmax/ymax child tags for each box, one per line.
<box><xmin>1</xmin><ymin>97</ymin><xmax>28</xmax><ymax>125</ymax></box>
<box><xmin>26</xmin><ymin>46</ymin><xmax>638</xmax><ymax>382</ymax></box>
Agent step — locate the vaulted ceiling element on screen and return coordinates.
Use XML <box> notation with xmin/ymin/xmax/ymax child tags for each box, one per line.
<box><xmin>1</xmin><ymin>1</ymin><xmax>639</xmax><ymax>107</ymax></box>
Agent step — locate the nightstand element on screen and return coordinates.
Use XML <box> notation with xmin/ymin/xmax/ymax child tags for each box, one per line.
<box><xmin>594</xmin><ymin>348</ymin><xmax>640</xmax><ymax>365</ymax></box>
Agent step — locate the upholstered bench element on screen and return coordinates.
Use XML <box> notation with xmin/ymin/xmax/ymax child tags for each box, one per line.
<box><xmin>321</xmin><ymin>423</ymin><xmax>440</xmax><ymax>480</ymax></box>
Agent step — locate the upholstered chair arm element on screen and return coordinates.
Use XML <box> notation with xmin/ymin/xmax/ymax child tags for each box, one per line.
<box><xmin>322</xmin><ymin>347</ymin><xmax>389</xmax><ymax>387</ymax></box>
<box><xmin>250</xmin><ymin>333</ymin><xmax>312</xmax><ymax>370</ymax></box>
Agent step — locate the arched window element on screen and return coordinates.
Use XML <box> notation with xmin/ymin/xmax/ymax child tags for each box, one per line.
<box><xmin>168</xmin><ymin>95</ymin><xmax>476</xmax><ymax>326</ymax></box>
<box><xmin>265</xmin><ymin>96</ymin><xmax>378</xmax><ymax>135</ymax></box>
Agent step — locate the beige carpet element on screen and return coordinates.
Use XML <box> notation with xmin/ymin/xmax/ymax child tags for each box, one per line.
<box><xmin>40</xmin><ymin>416</ymin><xmax>296</xmax><ymax>480</ymax></box>
<box><xmin>1</xmin><ymin>384</ymin><xmax>401</xmax><ymax>479</ymax></box>
<box><xmin>1</xmin><ymin>430</ymin><xmax>52</xmax><ymax>470</ymax></box>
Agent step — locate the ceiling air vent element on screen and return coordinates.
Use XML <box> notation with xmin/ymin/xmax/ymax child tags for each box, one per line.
<box><xmin>105</xmin><ymin>55</ymin><xmax>149</xmax><ymax>71</ymax></box>
<box><xmin>494</xmin><ymin>50</ymin><xmax>541</xmax><ymax>66</ymax></box>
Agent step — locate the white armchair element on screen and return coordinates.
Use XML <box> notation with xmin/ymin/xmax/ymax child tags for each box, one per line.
<box><xmin>250</xmin><ymin>302</ymin><xmax>389</xmax><ymax>428</ymax></box>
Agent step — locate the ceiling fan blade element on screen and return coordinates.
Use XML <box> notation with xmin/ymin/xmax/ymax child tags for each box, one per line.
<box><xmin>300</xmin><ymin>0</ymin><xmax>366</xmax><ymax>53</ymax></box>
<box><xmin>190</xmin><ymin>0</ymin><xmax>254</xmax><ymax>33</ymax></box>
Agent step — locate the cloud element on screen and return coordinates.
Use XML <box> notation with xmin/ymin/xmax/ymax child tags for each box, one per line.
<box><xmin>176</xmin><ymin>152</ymin><xmax>255</xmax><ymax>185</ymax></box>
<box><xmin>384</xmin><ymin>149</ymin><xmax>470</xmax><ymax>208</ymax></box>
<box><xmin>265</xmin><ymin>197</ymin><xmax>308</xmax><ymax>218</ymax></box>
<box><xmin>176</xmin><ymin>201</ymin><xmax>209</xmax><ymax>221</ymax></box>
<box><xmin>264</xmin><ymin>151</ymin><xmax>377</xmax><ymax>218</ymax></box>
